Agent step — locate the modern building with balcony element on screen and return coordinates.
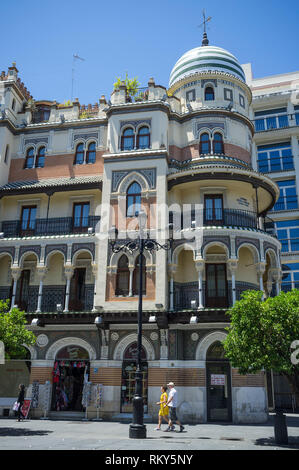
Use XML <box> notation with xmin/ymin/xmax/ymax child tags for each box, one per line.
<box><xmin>245</xmin><ymin>64</ymin><xmax>299</xmax><ymax>411</ymax></box>
<box><xmin>0</xmin><ymin>33</ymin><xmax>294</xmax><ymax>422</ymax></box>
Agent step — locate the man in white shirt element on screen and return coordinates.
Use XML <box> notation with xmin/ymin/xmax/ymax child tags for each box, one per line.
<box><xmin>164</xmin><ymin>382</ymin><xmax>184</xmax><ymax>432</ymax></box>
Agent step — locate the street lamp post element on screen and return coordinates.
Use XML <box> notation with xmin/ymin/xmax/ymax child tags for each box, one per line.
<box><xmin>109</xmin><ymin>211</ymin><xmax>173</xmax><ymax>439</ymax></box>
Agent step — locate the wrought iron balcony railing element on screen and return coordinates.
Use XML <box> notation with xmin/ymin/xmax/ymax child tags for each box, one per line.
<box><xmin>1</xmin><ymin>216</ymin><xmax>101</xmax><ymax>238</ymax></box>
<box><xmin>169</xmin><ymin>208</ymin><xmax>276</xmax><ymax>235</ymax></box>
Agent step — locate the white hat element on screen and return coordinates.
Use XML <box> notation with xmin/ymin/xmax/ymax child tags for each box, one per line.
<box><xmin>167</xmin><ymin>382</ymin><xmax>175</xmax><ymax>387</ymax></box>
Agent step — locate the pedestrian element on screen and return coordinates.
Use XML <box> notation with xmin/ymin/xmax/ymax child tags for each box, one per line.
<box><xmin>164</xmin><ymin>382</ymin><xmax>184</xmax><ymax>432</ymax></box>
<box><xmin>16</xmin><ymin>384</ymin><xmax>26</xmax><ymax>422</ymax></box>
<box><xmin>155</xmin><ymin>385</ymin><xmax>170</xmax><ymax>430</ymax></box>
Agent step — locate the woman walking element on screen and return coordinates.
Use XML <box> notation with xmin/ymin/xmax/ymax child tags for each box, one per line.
<box><xmin>16</xmin><ymin>384</ymin><xmax>26</xmax><ymax>421</ymax></box>
<box><xmin>155</xmin><ymin>386</ymin><xmax>170</xmax><ymax>430</ymax></box>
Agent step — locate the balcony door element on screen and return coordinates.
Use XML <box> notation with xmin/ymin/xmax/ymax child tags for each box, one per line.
<box><xmin>204</xmin><ymin>195</ymin><xmax>223</xmax><ymax>226</ymax></box>
<box><xmin>205</xmin><ymin>264</ymin><xmax>228</xmax><ymax>308</ymax></box>
<box><xmin>73</xmin><ymin>203</ymin><xmax>90</xmax><ymax>233</ymax></box>
<box><xmin>69</xmin><ymin>268</ymin><xmax>86</xmax><ymax>311</ymax></box>
<box><xmin>20</xmin><ymin>206</ymin><xmax>36</xmax><ymax>236</ymax></box>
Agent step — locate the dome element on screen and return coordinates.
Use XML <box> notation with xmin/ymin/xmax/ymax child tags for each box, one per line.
<box><xmin>169</xmin><ymin>45</ymin><xmax>245</xmax><ymax>88</ymax></box>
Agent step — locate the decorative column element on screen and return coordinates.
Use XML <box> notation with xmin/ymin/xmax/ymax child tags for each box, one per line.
<box><xmin>129</xmin><ymin>266</ymin><xmax>134</xmax><ymax>297</ymax></box>
<box><xmin>167</xmin><ymin>264</ymin><xmax>177</xmax><ymax>312</ymax></box>
<box><xmin>271</xmin><ymin>268</ymin><xmax>282</xmax><ymax>296</ymax></box>
<box><xmin>100</xmin><ymin>329</ymin><xmax>109</xmax><ymax>360</ymax></box>
<box><xmin>91</xmin><ymin>263</ymin><xmax>98</xmax><ymax>312</ymax></box>
<box><xmin>256</xmin><ymin>262</ymin><xmax>266</xmax><ymax>299</ymax></box>
<box><xmin>159</xmin><ymin>329</ymin><xmax>168</xmax><ymax>360</ymax></box>
<box><xmin>10</xmin><ymin>267</ymin><xmax>21</xmax><ymax>310</ymax></box>
<box><xmin>63</xmin><ymin>265</ymin><xmax>74</xmax><ymax>312</ymax></box>
<box><xmin>36</xmin><ymin>267</ymin><xmax>48</xmax><ymax>313</ymax></box>
<box><xmin>195</xmin><ymin>259</ymin><xmax>205</xmax><ymax>310</ymax></box>
<box><xmin>228</xmin><ymin>259</ymin><xmax>238</xmax><ymax>305</ymax></box>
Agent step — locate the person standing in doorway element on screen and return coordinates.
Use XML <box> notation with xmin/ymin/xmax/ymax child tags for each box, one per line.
<box><xmin>16</xmin><ymin>384</ymin><xmax>26</xmax><ymax>421</ymax></box>
<box><xmin>155</xmin><ymin>385</ymin><xmax>170</xmax><ymax>430</ymax></box>
<box><xmin>164</xmin><ymin>382</ymin><xmax>184</xmax><ymax>432</ymax></box>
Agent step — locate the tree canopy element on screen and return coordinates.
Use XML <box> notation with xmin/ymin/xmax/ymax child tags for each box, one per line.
<box><xmin>0</xmin><ymin>300</ymin><xmax>36</xmax><ymax>359</ymax></box>
<box><xmin>223</xmin><ymin>289</ymin><xmax>299</xmax><ymax>404</ymax></box>
<box><xmin>113</xmin><ymin>73</ymin><xmax>140</xmax><ymax>98</ymax></box>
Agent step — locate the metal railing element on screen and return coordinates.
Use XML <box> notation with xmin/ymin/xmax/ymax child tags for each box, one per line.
<box><xmin>253</xmin><ymin>113</ymin><xmax>299</xmax><ymax>132</ymax></box>
<box><xmin>1</xmin><ymin>216</ymin><xmax>101</xmax><ymax>238</ymax></box>
<box><xmin>257</xmin><ymin>156</ymin><xmax>294</xmax><ymax>173</ymax></box>
<box><xmin>170</xmin><ymin>208</ymin><xmax>273</xmax><ymax>231</ymax></box>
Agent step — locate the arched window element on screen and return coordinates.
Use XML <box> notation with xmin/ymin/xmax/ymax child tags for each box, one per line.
<box><xmin>136</xmin><ymin>126</ymin><xmax>150</xmax><ymax>149</ymax></box>
<box><xmin>74</xmin><ymin>143</ymin><xmax>84</xmax><ymax>164</ymax></box>
<box><xmin>121</xmin><ymin>128</ymin><xmax>134</xmax><ymax>151</ymax></box>
<box><xmin>205</xmin><ymin>86</ymin><xmax>215</xmax><ymax>101</ymax></box>
<box><xmin>86</xmin><ymin>142</ymin><xmax>96</xmax><ymax>164</ymax></box>
<box><xmin>213</xmin><ymin>133</ymin><xmax>224</xmax><ymax>154</ymax></box>
<box><xmin>36</xmin><ymin>146</ymin><xmax>45</xmax><ymax>168</ymax></box>
<box><xmin>116</xmin><ymin>255</ymin><xmax>130</xmax><ymax>296</ymax></box>
<box><xmin>126</xmin><ymin>182</ymin><xmax>141</xmax><ymax>217</ymax></box>
<box><xmin>133</xmin><ymin>254</ymin><xmax>146</xmax><ymax>295</ymax></box>
<box><xmin>199</xmin><ymin>133</ymin><xmax>210</xmax><ymax>154</ymax></box>
<box><xmin>24</xmin><ymin>147</ymin><xmax>35</xmax><ymax>169</ymax></box>
<box><xmin>12</xmin><ymin>99</ymin><xmax>16</xmax><ymax>111</ymax></box>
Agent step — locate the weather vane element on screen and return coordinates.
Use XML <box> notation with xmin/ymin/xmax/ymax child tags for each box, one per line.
<box><xmin>198</xmin><ymin>9</ymin><xmax>212</xmax><ymax>46</ymax></box>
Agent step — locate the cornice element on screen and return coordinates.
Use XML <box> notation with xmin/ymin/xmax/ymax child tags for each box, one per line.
<box><xmin>168</xmin><ymin>70</ymin><xmax>252</xmax><ymax>104</ymax></box>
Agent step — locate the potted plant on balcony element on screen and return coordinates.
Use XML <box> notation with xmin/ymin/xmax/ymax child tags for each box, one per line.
<box><xmin>114</xmin><ymin>73</ymin><xmax>140</xmax><ymax>102</ymax></box>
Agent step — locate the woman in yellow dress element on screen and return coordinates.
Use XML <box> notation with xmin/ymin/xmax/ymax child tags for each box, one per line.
<box><xmin>155</xmin><ymin>385</ymin><xmax>170</xmax><ymax>430</ymax></box>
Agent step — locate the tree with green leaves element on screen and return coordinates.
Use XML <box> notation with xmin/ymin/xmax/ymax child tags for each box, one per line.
<box><xmin>223</xmin><ymin>289</ymin><xmax>299</xmax><ymax>408</ymax></box>
<box><xmin>0</xmin><ymin>300</ymin><xmax>36</xmax><ymax>359</ymax></box>
<box><xmin>113</xmin><ymin>73</ymin><xmax>140</xmax><ymax>100</ymax></box>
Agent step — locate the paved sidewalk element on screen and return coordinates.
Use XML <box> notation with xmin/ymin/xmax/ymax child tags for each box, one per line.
<box><xmin>0</xmin><ymin>414</ymin><xmax>298</xmax><ymax>451</ymax></box>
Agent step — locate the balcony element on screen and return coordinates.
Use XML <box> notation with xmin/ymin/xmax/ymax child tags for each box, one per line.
<box><xmin>253</xmin><ymin>112</ymin><xmax>299</xmax><ymax>132</ymax></box>
<box><xmin>169</xmin><ymin>208</ymin><xmax>276</xmax><ymax>235</ymax></box>
<box><xmin>1</xmin><ymin>216</ymin><xmax>101</xmax><ymax>238</ymax></box>
<box><xmin>258</xmin><ymin>156</ymin><xmax>294</xmax><ymax>173</ymax></box>
<box><xmin>271</xmin><ymin>196</ymin><xmax>299</xmax><ymax>212</ymax></box>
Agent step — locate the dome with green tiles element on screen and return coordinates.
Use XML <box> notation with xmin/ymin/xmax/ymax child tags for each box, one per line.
<box><xmin>169</xmin><ymin>44</ymin><xmax>245</xmax><ymax>88</ymax></box>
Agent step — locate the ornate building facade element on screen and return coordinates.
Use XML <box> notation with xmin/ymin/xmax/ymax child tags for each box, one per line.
<box><xmin>0</xmin><ymin>32</ymin><xmax>295</xmax><ymax>422</ymax></box>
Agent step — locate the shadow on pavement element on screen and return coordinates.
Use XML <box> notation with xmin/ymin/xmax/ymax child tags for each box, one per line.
<box><xmin>254</xmin><ymin>437</ymin><xmax>299</xmax><ymax>449</ymax></box>
<box><xmin>0</xmin><ymin>427</ymin><xmax>53</xmax><ymax>437</ymax></box>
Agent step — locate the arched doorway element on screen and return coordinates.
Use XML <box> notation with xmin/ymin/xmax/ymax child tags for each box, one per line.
<box><xmin>121</xmin><ymin>342</ymin><xmax>148</xmax><ymax>414</ymax></box>
<box><xmin>206</xmin><ymin>341</ymin><xmax>232</xmax><ymax>422</ymax></box>
<box><xmin>51</xmin><ymin>345</ymin><xmax>90</xmax><ymax>412</ymax></box>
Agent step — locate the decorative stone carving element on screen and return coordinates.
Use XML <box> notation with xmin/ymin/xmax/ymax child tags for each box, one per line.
<box><xmin>111</xmin><ymin>332</ymin><xmax>119</xmax><ymax>342</ymax></box>
<box><xmin>191</xmin><ymin>332</ymin><xmax>199</xmax><ymax>342</ymax></box>
<box><xmin>36</xmin><ymin>334</ymin><xmax>49</xmax><ymax>348</ymax></box>
<box><xmin>19</xmin><ymin>245</ymin><xmax>41</xmax><ymax>263</ymax></box>
<box><xmin>112</xmin><ymin>168</ymin><xmax>156</xmax><ymax>193</ymax></box>
<box><xmin>150</xmin><ymin>332</ymin><xmax>159</xmax><ymax>341</ymax></box>
<box><xmin>120</xmin><ymin>119</ymin><xmax>151</xmax><ymax>131</ymax></box>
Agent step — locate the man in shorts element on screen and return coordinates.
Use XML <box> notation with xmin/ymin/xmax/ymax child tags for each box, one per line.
<box><xmin>164</xmin><ymin>382</ymin><xmax>184</xmax><ymax>432</ymax></box>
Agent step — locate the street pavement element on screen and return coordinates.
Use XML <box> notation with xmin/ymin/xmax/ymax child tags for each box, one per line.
<box><xmin>0</xmin><ymin>414</ymin><xmax>298</xmax><ymax>451</ymax></box>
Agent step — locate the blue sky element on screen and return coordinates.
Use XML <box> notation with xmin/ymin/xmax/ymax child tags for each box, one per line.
<box><xmin>1</xmin><ymin>0</ymin><xmax>298</xmax><ymax>105</ymax></box>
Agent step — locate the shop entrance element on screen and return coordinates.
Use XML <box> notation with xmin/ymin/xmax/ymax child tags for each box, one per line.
<box><xmin>206</xmin><ymin>342</ymin><xmax>232</xmax><ymax>422</ymax></box>
<box><xmin>51</xmin><ymin>346</ymin><xmax>89</xmax><ymax>412</ymax></box>
<box><xmin>121</xmin><ymin>342</ymin><xmax>148</xmax><ymax>414</ymax></box>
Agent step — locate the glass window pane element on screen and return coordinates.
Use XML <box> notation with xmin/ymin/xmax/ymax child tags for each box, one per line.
<box><xmin>255</xmin><ymin>119</ymin><xmax>265</xmax><ymax>131</ymax></box>
<box><xmin>278</xmin><ymin>115</ymin><xmax>289</xmax><ymax>128</ymax></box>
<box><xmin>266</xmin><ymin>117</ymin><xmax>277</xmax><ymax>130</ymax></box>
